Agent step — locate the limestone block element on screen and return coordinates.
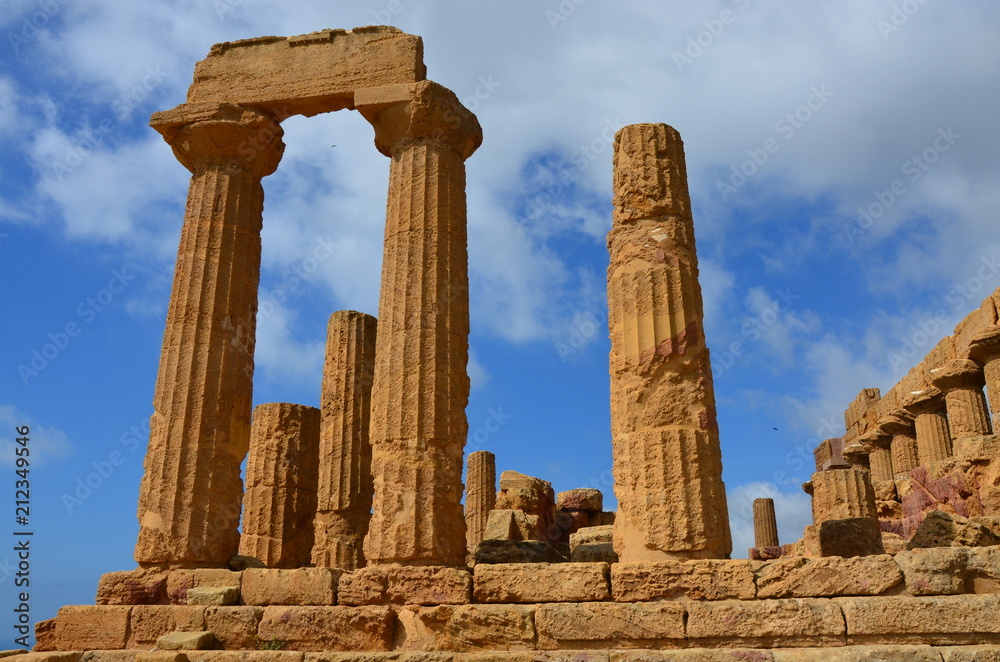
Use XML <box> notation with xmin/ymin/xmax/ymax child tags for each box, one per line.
<box><xmin>186</xmin><ymin>587</ymin><xmax>239</xmax><ymax>607</ymax></box>
<box><xmin>557</xmin><ymin>489</ymin><xmax>603</xmax><ymax>512</ymax></box>
<box><xmin>136</xmin><ymin>653</ymin><xmax>188</xmax><ymax>662</ymax></box>
<box><xmin>957</xmin><ymin>435</ymin><xmax>1000</xmax><ymax>462</ymax></box>
<box><xmin>96</xmin><ymin>570</ymin><xmax>168</xmax><ymax>605</ymax></box>
<box><xmin>166</xmin><ymin>570</ymin><xmax>241</xmax><ymax>606</ymax></box>
<box><xmin>156</xmin><ymin>631</ymin><xmax>219</xmax><ymax>651</ymax></box>
<box><xmin>474</xmin><ymin>563</ymin><xmax>609</xmax><ymax>603</ymax></box>
<box><xmin>804</xmin><ymin>519</ymin><xmax>885</xmax><ymax>558</ymax></box>
<box><xmin>241</xmin><ymin>569</ymin><xmax>339</xmax><ymax>606</ymax></box>
<box><xmin>55</xmin><ymin>606</ymin><xmax>131</xmax><ymax>651</ymax></box>
<box><xmin>472</xmin><ymin>540</ymin><xmax>564</xmax><ymax>565</ymax></box>
<box><xmin>535</xmin><ymin>602</ymin><xmax>685</xmax><ymax>650</ymax></box>
<box><xmin>881</xmin><ymin>532</ymin><xmax>909</xmax><ymax>556</ymax></box>
<box><xmin>204</xmin><ymin>606</ymin><xmax>263</xmax><ymax>650</ymax></box>
<box><xmin>938</xmin><ymin>646</ymin><xmax>1000</xmax><ymax>662</ymax></box>
<box><xmin>611</xmin><ymin>652</ymin><xmax>774</xmax><ymax>662</ymax></box>
<box><xmin>257</xmin><ymin>606</ymin><xmax>393</xmax><ymax>652</ymax></box>
<box><xmin>965</xmin><ymin>547</ymin><xmax>1000</xmax><ymax>593</ymax></box>
<box><xmin>33</xmin><ymin>618</ymin><xmax>56</xmax><ymax>652</ymax></box>
<box><xmin>610</xmin><ymin>560</ymin><xmax>755</xmax><ymax>601</ymax></box>
<box><xmin>484</xmin><ymin>510</ymin><xmax>537</xmax><ymax>542</ymax></box>
<box><xmin>572</xmin><ymin>543</ymin><xmax>619</xmax><ymax>563</ymax></box>
<box><xmin>840</xmin><ymin>594</ymin><xmax>1000</xmax><ymax>644</ymax></box>
<box><xmin>570</xmin><ymin>526</ymin><xmax>614</xmax><ymax>554</ymax></box>
<box><xmin>394</xmin><ymin>605</ymin><xmax>535</xmax><ymax>652</ymax></box>
<box><xmin>895</xmin><ymin>547</ymin><xmax>968</xmax><ymax>595</ymax></box>
<box><xmin>184</xmin><ymin>654</ymin><xmax>301</xmax><ymax>662</ymax></box>
<box><xmin>494</xmin><ymin>472</ymin><xmax>557</xmax><ymax>541</ymax></box>
<box><xmin>908</xmin><ymin>511</ymin><xmax>1000</xmax><ymax>549</ymax></box>
<box><xmin>810</xmin><ymin>468</ymin><xmax>878</xmax><ymax>523</ymax></box>
<box><xmin>128</xmin><ymin>606</ymin><xmax>206</xmax><ymax>649</ymax></box>
<box><xmin>755</xmin><ymin>556</ymin><xmax>902</xmax><ymax>598</ymax></box>
<box><xmin>770</xmin><ymin>646</ymin><xmax>945</xmax><ymax>661</ymax></box>
<box><xmin>686</xmin><ymin>599</ymin><xmax>846</xmax><ymax>647</ymax></box>
<box><xmin>337</xmin><ymin>565</ymin><xmax>470</xmax><ymax>606</ymax></box>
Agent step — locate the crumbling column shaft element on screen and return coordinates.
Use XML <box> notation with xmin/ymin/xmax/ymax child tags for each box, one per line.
<box><xmin>240</xmin><ymin>403</ymin><xmax>320</xmax><ymax>568</ymax></box>
<box><xmin>136</xmin><ymin>107</ymin><xmax>283</xmax><ymax>565</ymax></box>
<box><xmin>608</xmin><ymin>123</ymin><xmax>731</xmax><ymax>561</ymax></box>
<box><xmin>809</xmin><ymin>468</ymin><xmax>878</xmax><ymax>525</ymax></box>
<box><xmin>914</xmin><ymin>411</ymin><xmax>952</xmax><ymax>464</ymax></box>
<box><xmin>752</xmin><ymin>498</ymin><xmax>779</xmax><ymax>548</ymax></box>
<box><xmin>890</xmin><ymin>433</ymin><xmax>919</xmax><ymax>478</ymax></box>
<box><xmin>313</xmin><ymin>311</ymin><xmax>377</xmax><ymax>571</ymax></box>
<box><xmin>944</xmin><ymin>387</ymin><xmax>993</xmax><ymax>441</ymax></box>
<box><xmin>465</xmin><ymin>451</ymin><xmax>497</xmax><ymax>552</ymax></box>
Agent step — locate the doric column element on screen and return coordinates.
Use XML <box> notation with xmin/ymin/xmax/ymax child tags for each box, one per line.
<box><xmin>136</xmin><ymin>104</ymin><xmax>284</xmax><ymax>566</ymax></box>
<box><xmin>841</xmin><ymin>440</ymin><xmax>871</xmax><ymax>471</ymax></box>
<box><xmin>312</xmin><ymin>311</ymin><xmax>377</xmax><ymax>571</ymax></box>
<box><xmin>969</xmin><ymin>325</ymin><xmax>1000</xmax><ymax>430</ymax></box>
<box><xmin>465</xmin><ymin>451</ymin><xmax>497</xmax><ymax>552</ymax></box>
<box><xmin>240</xmin><ymin>403</ymin><xmax>320</xmax><ymax>568</ymax></box>
<box><xmin>929</xmin><ymin>359</ymin><xmax>993</xmax><ymax>443</ymax></box>
<box><xmin>808</xmin><ymin>467</ymin><xmax>878</xmax><ymax>525</ymax></box>
<box><xmin>357</xmin><ymin>81</ymin><xmax>482</xmax><ymax>566</ymax></box>
<box><xmin>879</xmin><ymin>411</ymin><xmax>918</xmax><ymax>479</ymax></box>
<box><xmin>608</xmin><ymin>123</ymin><xmax>731</xmax><ymax>561</ymax></box>
<box><xmin>752</xmin><ymin>498</ymin><xmax>779</xmax><ymax>548</ymax></box>
<box><xmin>859</xmin><ymin>430</ymin><xmax>894</xmax><ymax>483</ymax></box>
<box><xmin>905</xmin><ymin>390</ymin><xmax>952</xmax><ymax>463</ymax></box>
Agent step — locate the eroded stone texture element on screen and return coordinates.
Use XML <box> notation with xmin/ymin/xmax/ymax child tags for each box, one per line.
<box><xmin>840</xmin><ymin>594</ymin><xmax>1000</xmax><ymax>645</ymax></box>
<box><xmin>860</xmin><ymin>430</ymin><xmax>895</xmax><ymax>484</ymax></box>
<box><xmin>473</xmin><ymin>563</ymin><xmax>610</xmax><ymax>604</ymax></box>
<box><xmin>241</xmin><ymin>568</ymin><xmax>339</xmax><ymax>606</ymax></box>
<box><xmin>907</xmin><ymin>392</ymin><xmax>953</xmax><ymax>465</ymax></box>
<box><xmin>136</xmin><ymin>104</ymin><xmax>284</xmax><ymax>566</ymax></box>
<box><xmin>395</xmin><ymin>604</ymin><xmax>536</xmax><ymax>652</ymax></box>
<box><xmin>256</xmin><ymin>606</ymin><xmax>394</xmax><ymax>652</ymax></box>
<box><xmin>608</xmin><ymin>123</ymin><xmax>730</xmax><ymax>562</ymax></box>
<box><xmin>930</xmin><ymin>359</ymin><xmax>993</xmax><ymax>444</ymax></box>
<box><xmin>880</xmin><ymin>413</ymin><xmax>919</xmax><ymax>479</ymax></box>
<box><xmin>753</xmin><ymin>498</ymin><xmax>780</xmax><ymax>549</ymax></box>
<box><xmin>754</xmin><ymin>556</ymin><xmax>902</xmax><ymax>599</ymax></box>
<box><xmin>240</xmin><ymin>403</ymin><xmax>320</xmax><ymax>568</ymax></box>
<box><xmin>970</xmin><ymin>325</ymin><xmax>1000</xmax><ymax>431</ymax></box>
<box><xmin>358</xmin><ymin>81</ymin><xmax>482</xmax><ymax>567</ymax></box>
<box><xmin>907</xmin><ymin>510</ymin><xmax>1000</xmax><ymax>549</ymax></box>
<box><xmin>808</xmin><ymin>468</ymin><xmax>878</xmax><ymax>524</ymax></box>
<box><xmin>494</xmin><ymin>471</ymin><xmax>558</xmax><ymax>543</ymax></box>
<box><xmin>312</xmin><ymin>310</ymin><xmax>377</xmax><ymax>572</ymax></box>
<box><xmin>536</xmin><ymin>602</ymin><xmax>686</xmax><ymax>650</ymax></box>
<box><xmin>610</xmin><ymin>560</ymin><xmax>755</xmax><ymax>601</ymax></box>
<box><xmin>686</xmin><ymin>599</ymin><xmax>846</xmax><ymax>648</ymax></box>
<box><xmin>465</xmin><ymin>452</ymin><xmax>497</xmax><ymax>552</ymax></box>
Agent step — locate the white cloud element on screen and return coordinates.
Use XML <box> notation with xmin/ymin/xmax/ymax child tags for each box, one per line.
<box><xmin>0</xmin><ymin>404</ymin><xmax>72</xmax><ymax>466</ymax></box>
<box><xmin>254</xmin><ymin>299</ymin><xmax>325</xmax><ymax>387</ymax></box>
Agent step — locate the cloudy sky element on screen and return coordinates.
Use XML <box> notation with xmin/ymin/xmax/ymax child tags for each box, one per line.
<box><xmin>1</xmin><ymin>0</ymin><xmax>999</xmax><ymax>643</ymax></box>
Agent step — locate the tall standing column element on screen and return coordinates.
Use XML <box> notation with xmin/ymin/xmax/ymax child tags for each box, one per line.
<box><xmin>969</xmin><ymin>325</ymin><xmax>1000</xmax><ymax>430</ymax></box>
<box><xmin>752</xmin><ymin>498</ymin><xmax>779</xmax><ymax>548</ymax></box>
<box><xmin>465</xmin><ymin>451</ymin><xmax>497</xmax><ymax>552</ymax></box>
<box><xmin>906</xmin><ymin>391</ymin><xmax>952</xmax><ymax>464</ymax></box>
<box><xmin>357</xmin><ymin>81</ymin><xmax>482</xmax><ymax>566</ymax></box>
<box><xmin>312</xmin><ymin>311</ymin><xmax>378</xmax><ymax>571</ymax></box>
<box><xmin>608</xmin><ymin>123</ymin><xmax>731</xmax><ymax>561</ymax></box>
<box><xmin>136</xmin><ymin>105</ymin><xmax>284</xmax><ymax>566</ymax></box>
<box><xmin>930</xmin><ymin>359</ymin><xmax>993</xmax><ymax>444</ymax></box>
<box><xmin>880</xmin><ymin>412</ymin><xmax>919</xmax><ymax>479</ymax></box>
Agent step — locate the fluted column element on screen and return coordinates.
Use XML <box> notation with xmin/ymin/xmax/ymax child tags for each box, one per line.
<box><xmin>357</xmin><ymin>81</ymin><xmax>482</xmax><ymax>566</ymax></box>
<box><xmin>465</xmin><ymin>451</ymin><xmax>497</xmax><ymax>552</ymax></box>
<box><xmin>808</xmin><ymin>467</ymin><xmax>878</xmax><ymax>525</ymax></box>
<box><xmin>880</xmin><ymin>412</ymin><xmax>919</xmax><ymax>479</ymax></box>
<box><xmin>608</xmin><ymin>123</ymin><xmax>731</xmax><ymax>561</ymax></box>
<box><xmin>312</xmin><ymin>311</ymin><xmax>377</xmax><ymax>571</ymax></box>
<box><xmin>906</xmin><ymin>391</ymin><xmax>952</xmax><ymax>464</ymax></box>
<box><xmin>240</xmin><ymin>403</ymin><xmax>320</xmax><ymax>568</ymax></box>
<box><xmin>969</xmin><ymin>325</ymin><xmax>1000</xmax><ymax>430</ymax></box>
<box><xmin>859</xmin><ymin>430</ymin><xmax>894</xmax><ymax>483</ymax></box>
<box><xmin>930</xmin><ymin>359</ymin><xmax>993</xmax><ymax>444</ymax></box>
<box><xmin>136</xmin><ymin>104</ymin><xmax>284</xmax><ymax>566</ymax></box>
<box><xmin>753</xmin><ymin>498</ymin><xmax>779</xmax><ymax>548</ymax></box>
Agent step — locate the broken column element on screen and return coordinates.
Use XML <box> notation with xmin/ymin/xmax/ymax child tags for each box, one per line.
<box><xmin>860</xmin><ymin>429</ymin><xmax>894</xmax><ymax>483</ymax></box>
<box><xmin>906</xmin><ymin>390</ymin><xmax>952</xmax><ymax>464</ymax></box>
<box><xmin>804</xmin><ymin>467</ymin><xmax>883</xmax><ymax>557</ymax></box>
<box><xmin>969</xmin><ymin>325</ymin><xmax>1000</xmax><ymax>430</ymax></box>
<box><xmin>608</xmin><ymin>123</ymin><xmax>731</xmax><ymax>561</ymax></box>
<box><xmin>357</xmin><ymin>81</ymin><xmax>482</xmax><ymax>566</ymax></box>
<box><xmin>136</xmin><ymin>105</ymin><xmax>284</xmax><ymax>566</ymax></box>
<box><xmin>752</xmin><ymin>498</ymin><xmax>779</xmax><ymax>549</ymax></box>
<box><xmin>930</xmin><ymin>358</ymin><xmax>993</xmax><ymax>444</ymax></box>
<box><xmin>312</xmin><ymin>311</ymin><xmax>377</xmax><ymax>571</ymax></box>
<box><xmin>880</xmin><ymin>411</ymin><xmax>919</xmax><ymax>479</ymax></box>
<box><xmin>464</xmin><ymin>451</ymin><xmax>497</xmax><ymax>552</ymax></box>
<box><xmin>240</xmin><ymin>403</ymin><xmax>320</xmax><ymax>568</ymax></box>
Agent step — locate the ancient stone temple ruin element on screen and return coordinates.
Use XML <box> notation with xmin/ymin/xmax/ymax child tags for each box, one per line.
<box><xmin>32</xmin><ymin>26</ymin><xmax>1000</xmax><ymax>662</ymax></box>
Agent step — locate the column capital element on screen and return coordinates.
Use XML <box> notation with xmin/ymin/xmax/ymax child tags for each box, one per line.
<box><xmin>877</xmin><ymin>410</ymin><xmax>916</xmax><ymax>438</ymax></box>
<box><xmin>968</xmin><ymin>325</ymin><xmax>1000</xmax><ymax>364</ymax></box>
<box><xmin>841</xmin><ymin>442</ymin><xmax>871</xmax><ymax>467</ymax></box>
<box><xmin>902</xmin><ymin>388</ymin><xmax>946</xmax><ymax>416</ymax></box>
<box><xmin>858</xmin><ymin>428</ymin><xmax>892</xmax><ymax>450</ymax></box>
<box><xmin>356</xmin><ymin>81</ymin><xmax>482</xmax><ymax>160</ymax></box>
<box><xmin>151</xmin><ymin>102</ymin><xmax>284</xmax><ymax>177</ymax></box>
<box><xmin>929</xmin><ymin>358</ymin><xmax>986</xmax><ymax>391</ymax></box>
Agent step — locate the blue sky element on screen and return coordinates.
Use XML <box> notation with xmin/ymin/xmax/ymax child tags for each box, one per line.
<box><xmin>2</xmin><ymin>0</ymin><xmax>1000</xmax><ymax>648</ymax></box>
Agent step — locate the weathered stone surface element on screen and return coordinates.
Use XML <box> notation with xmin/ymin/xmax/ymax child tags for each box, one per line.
<box><xmin>494</xmin><ymin>472</ymin><xmax>557</xmax><ymax>542</ymax></box>
<box><xmin>805</xmin><ymin>518</ymin><xmax>885</xmax><ymax>558</ymax></box>
<box><xmin>241</xmin><ymin>403</ymin><xmax>320</xmax><ymax>569</ymax></box>
<box><xmin>55</xmin><ymin>606</ymin><xmax>131</xmax><ymax>651</ymax></box>
<box><xmin>313</xmin><ymin>310</ymin><xmax>377</xmax><ymax>572</ymax></box>
<box><xmin>536</xmin><ymin>602</ymin><xmax>685</xmax><ymax>650</ymax></box>
<box><xmin>755</xmin><ymin>555</ymin><xmax>902</xmax><ymax>598</ymax></box>
<box><xmin>166</xmin><ymin>570</ymin><xmax>241</xmax><ymax>606</ymax></box>
<box><xmin>474</xmin><ymin>563</ymin><xmax>609</xmax><ymax>603</ymax></box>
<box><xmin>186</xmin><ymin>654</ymin><xmax>301</xmax><ymax>662</ymax></box>
<box><xmin>957</xmin><ymin>435</ymin><xmax>1000</xmax><ymax>462</ymax></box>
<box><xmin>361</xmin><ymin>81</ymin><xmax>481</xmax><ymax>567</ymax></box>
<box><xmin>895</xmin><ymin>547</ymin><xmax>967</xmax><ymax>595</ymax></box>
<box><xmin>484</xmin><ymin>510</ymin><xmax>538</xmax><ymax>542</ymax></box>
<box><xmin>186</xmin><ymin>587</ymin><xmax>239</xmax><ymax>607</ymax></box>
<box><xmin>204</xmin><ymin>606</ymin><xmax>263</xmax><ymax>650</ymax></box>
<box><xmin>242</xmin><ymin>568</ymin><xmax>339</xmax><ymax>606</ymax></box>
<box><xmin>257</xmin><ymin>606</ymin><xmax>393</xmax><ymax>652</ymax></box>
<box><xmin>156</xmin><ymin>631</ymin><xmax>219</xmax><ymax>651</ymax></box>
<box><xmin>609</xmin><ymin>124</ymin><xmax>731</xmax><ymax>562</ymax></box>
<box><xmin>96</xmin><ymin>570</ymin><xmax>168</xmax><ymax>606</ymax></box>
<box><xmin>753</xmin><ymin>498</ymin><xmax>780</xmax><ymax>549</ymax></box>
<box><xmin>809</xmin><ymin>468</ymin><xmax>878</xmax><ymax>523</ymax></box>
<box><xmin>840</xmin><ymin>594</ymin><xmax>1000</xmax><ymax>644</ymax></box>
<box><xmin>572</xmin><ymin>543</ymin><xmax>619</xmax><ymax>563</ymax></box>
<box><xmin>908</xmin><ymin>510</ymin><xmax>1000</xmax><ymax>549</ymax></box>
<box><xmin>771</xmin><ymin>646</ymin><xmax>943</xmax><ymax>661</ymax></box>
<box><xmin>881</xmin><ymin>532</ymin><xmax>909</xmax><ymax>555</ymax></box>
<box><xmin>128</xmin><ymin>606</ymin><xmax>206</xmax><ymax>649</ymax></box>
<box><xmin>338</xmin><ymin>565</ymin><xmax>470</xmax><ymax>606</ymax></box>
<box><xmin>394</xmin><ymin>605</ymin><xmax>535</xmax><ymax>652</ymax></box>
<box><xmin>611</xmin><ymin>651</ymin><xmax>773</xmax><ymax>662</ymax></box>
<box><xmin>557</xmin><ymin>489</ymin><xmax>603</xmax><ymax>512</ymax></box>
<box><xmin>472</xmin><ymin>540</ymin><xmax>564</xmax><ymax>565</ymax></box>
<box><xmin>965</xmin><ymin>546</ymin><xmax>1000</xmax><ymax>593</ymax></box>
<box><xmin>33</xmin><ymin>618</ymin><xmax>56</xmax><ymax>652</ymax></box>
<box><xmin>228</xmin><ymin>556</ymin><xmax>266</xmax><ymax>571</ymax></box>
<box><xmin>465</xmin><ymin>452</ymin><xmax>497</xmax><ymax>552</ymax></box>
<box><xmin>136</xmin><ymin>105</ymin><xmax>284</xmax><ymax>566</ymax></box>
<box><xmin>939</xmin><ymin>645</ymin><xmax>1000</xmax><ymax>661</ymax></box>
<box><xmin>686</xmin><ymin>599</ymin><xmax>846</xmax><ymax>647</ymax></box>
<box><xmin>137</xmin><ymin>654</ymin><xmax>187</xmax><ymax>662</ymax></box>
<box><xmin>611</xmin><ymin>560</ymin><xmax>755</xmax><ymax>601</ymax></box>
<box><xmin>930</xmin><ymin>359</ymin><xmax>993</xmax><ymax>443</ymax></box>
<box><xmin>570</xmin><ymin>526</ymin><xmax>614</xmax><ymax>553</ymax></box>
